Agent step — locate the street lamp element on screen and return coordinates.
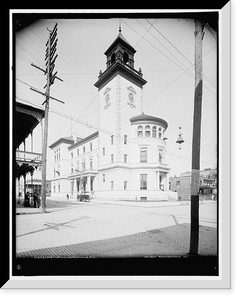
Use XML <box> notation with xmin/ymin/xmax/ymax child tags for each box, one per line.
<box><xmin>176</xmin><ymin>127</ymin><xmax>185</xmax><ymax>150</ymax></box>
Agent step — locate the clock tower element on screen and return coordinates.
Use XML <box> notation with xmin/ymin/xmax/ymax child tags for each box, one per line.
<box><xmin>92</xmin><ymin>27</ymin><xmax>175</xmax><ymax>202</ymax></box>
<box><xmin>94</xmin><ymin>28</ymin><xmax>147</xmax><ymax>175</ymax></box>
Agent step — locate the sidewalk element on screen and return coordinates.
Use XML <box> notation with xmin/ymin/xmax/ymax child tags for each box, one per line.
<box><xmin>93</xmin><ymin>198</ymin><xmax>216</xmax><ymax>208</ymax></box>
<box><xmin>15</xmin><ymin>197</ymin><xmax>216</xmax><ymax>215</ymax></box>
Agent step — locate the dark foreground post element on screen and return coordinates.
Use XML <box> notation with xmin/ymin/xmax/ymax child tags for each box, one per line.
<box><xmin>189</xmin><ymin>20</ymin><xmax>204</xmax><ymax>255</ymax></box>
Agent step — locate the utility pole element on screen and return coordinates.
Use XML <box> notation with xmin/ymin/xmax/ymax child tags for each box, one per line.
<box><xmin>31</xmin><ymin>23</ymin><xmax>63</xmax><ymax>212</ymax></box>
<box><xmin>189</xmin><ymin>20</ymin><xmax>205</xmax><ymax>255</ymax></box>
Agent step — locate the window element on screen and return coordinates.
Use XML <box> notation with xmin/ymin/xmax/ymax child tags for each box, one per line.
<box><xmin>57</xmin><ymin>165</ymin><xmax>60</xmax><ymax>176</ymax></box>
<box><xmin>71</xmin><ymin>164</ymin><xmax>73</xmax><ymax>173</ymax></box>
<box><xmin>111</xmin><ymin>135</ymin><xmax>114</xmax><ymax>145</ymax></box>
<box><xmin>159</xmin><ymin>149</ymin><xmax>163</xmax><ymax>163</ymax></box>
<box><xmin>55</xmin><ymin>148</ymin><xmax>60</xmax><ymax>161</ymax></box>
<box><xmin>90</xmin><ymin>143</ymin><xmax>92</xmax><ymax>151</ymax></box>
<box><xmin>77</xmin><ymin>148</ymin><xmax>79</xmax><ymax>156</ymax></box>
<box><xmin>58</xmin><ymin>183</ymin><xmax>60</xmax><ymax>193</ymax></box>
<box><xmin>71</xmin><ymin>152</ymin><xmax>73</xmax><ymax>159</ymax></box>
<box><xmin>111</xmin><ymin>181</ymin><xmax>114</xmax><ymax>190</ymax></box>
<box><xmin>90</xmin><ymin>159</ymin><xmax>93</xmax><ymax>170</ymax></box>
<box><xmin>145</xmin><ymin>125</ymin><xmax>150</xmax><ymax>137</ymax></box>
<box><xmin>137</xmin><ymin>125</ymin><xmax>143</xmax><ymax>137</ymax></box>
<box><xmin>140</xmin><ymin>174</ymin><xmax>147</xmax><ymax>190</ymax></box>
<box><xmin>140</xmin><ymin>149</ymin><xmax>147</xmax><ymax>163</ymax></box>
<box><xmin>152</xmin><ymin>126</ymin><xmax>157</xmax><ymax>138</ymax></box>
<box><xmin>176</xmin><ymin>180</ymin><xmax>180</xmax><ymax>186</ymax></box>
<box><xmin>103</xmin><ymin>147</ymin><xmax>105</xmax><ymax>156</ymax></box>
<box><xmin>124</xmin><ymin>154</ymin><xmax>127</xmax><ymax>163</ymax></box>
<box><xmin>124</xmin><ymin>135</ymin><xmax>127</xmax><ymax>144</ymax></box>
<box><xmin>53</xmin><ymin>184</ymin><xmax>56</xmax><ymax>193</ymax></box>
<box><xmin>53</xmin><ymin>167</ymin><xmax>56</xmax><ymax>177</ymax></box>
<box><xmin>103</xmin><ymin>174</ymin><xmax>105</xmax><ymax>182</ymax></box>
<box><xmin>123</xmin><ymin>51</ymin><xmax>129</xmax><ymax>63</ymax></box>
<box><xmin>158</xmin><ymin>127</ymin><xmax>162</xmax><ymax>139</ymax></box>
<box><xmin>124</xmin><ymin>181</ymin><xmax>127</xmax><ymax>190</ymax></box>
<box><xmin>111</xmin><ymin>154</ymin><xmax>114</xmax><ymax>163</ymax></box>
<box><xmin>83</xmin><ymin>161</ymin><xmax>86</xmax><ymax>171</ymax></box>
<box><xmin>76</xmin><ymin>161</ymin><xmax>80</xmax><ymax>171</ymax></box>
<box><xmin>83</xmin><ymin>146</ymin><xmax>85</xmax><ymax>154</ymax></box>
<box><xmin>111</xmin><ymin>53</ymin><xmax>116</xmax><ymax>64</ymax></box>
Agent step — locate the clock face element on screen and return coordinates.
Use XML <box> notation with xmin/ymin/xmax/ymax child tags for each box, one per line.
<box><xmin>104</xmin><ymin>93</ymin><xmax>111</xmax><ymax>109</ymax></box>
<box><xmin>128</xmin><ymin>92</ymin><xmax>134</xmax><ymax>103</ymax></box>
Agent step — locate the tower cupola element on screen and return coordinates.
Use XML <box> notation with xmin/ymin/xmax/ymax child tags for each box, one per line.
<box><xmin>104</xmin><ymin>28</ymin><xmax>136</xmax><ymax>69</ymax></box>
<box><xmin>94</xmin><ymin>28</ymin><xmax>147</xmax><ymax>89</ymax></box>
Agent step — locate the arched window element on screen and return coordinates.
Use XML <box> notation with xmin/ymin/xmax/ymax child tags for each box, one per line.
<box><xmin>111</xmin><ymin>53</ymin><xmax>116</xmax><ymax>64</ymax></box>
<box><xmin>137</xmin><ymin>125</ymin><xmax>143</xmax><ymax>137</ymax></box>
<box><xmin>145</xmin><ymin>125</ymin><xmax>150</xmax><ymax>137</ymax></box>
<box><xmin>152</xmin><ymin>126</ymin><xmax>157</xmax><ymax>138</ymax></box>
<box><xmin>123</xmin><ymin>52</ymin><xmax>129</xmax><ymax>63</ymax></box>
<box><xmin>158</xmin><ymin>127</ymin><xmax>162</xmax><ymax>139</ymax></box>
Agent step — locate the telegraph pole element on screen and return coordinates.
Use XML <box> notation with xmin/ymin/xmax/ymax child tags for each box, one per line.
<box><xmin>31</xmin><ymin>23</ymin><xmax>63</xmax><ymax>212</ymax></box>
<box><xmin>40</xmin><ymin>29</ymin><xmax>51</xmax><ymax>213</ymax></box>
<box><xmin>189</xmin><ymin>20</ymin><xmax>205</xmax><ymax>255</ymax></box>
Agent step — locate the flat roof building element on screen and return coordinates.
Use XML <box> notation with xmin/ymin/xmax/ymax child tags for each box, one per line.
<box><xmin>49</xmin><ymin>29</ymin><xmax>177</xmax><ymax>202</ymax></box>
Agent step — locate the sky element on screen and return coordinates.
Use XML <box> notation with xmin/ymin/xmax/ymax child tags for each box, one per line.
<box><xmin>15</xmin><ymin>15</ymin><xmax>217</xmax><ymax>180</ymax></box>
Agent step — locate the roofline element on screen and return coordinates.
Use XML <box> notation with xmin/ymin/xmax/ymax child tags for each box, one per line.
<box><xmin>49</xmin><ymin>137</ymin><xmax>74</xmax><ymax>149</ymax></box>
<box><xmin>68</xmin><ymin>131</ymin><xmax>99</xmax><ymax>150</ymax></box>
<box><xmin>130</xmin><ymin>114</ymin><xmax>168</xmax><ymax>129</ymax></box>
<box><xmin>104</xmin><ymin>34</ymin><xmax>136</xmax><ymax>56</ymax></box>
<box><xmin>16</xmin><ymin>101</ymin><xmax>45</xmax><ymax>120</ymax></box>
<box><xmin>94</xmin><ymin>61</ymin><xmax>147</xmax><ymax>89</ymax></box>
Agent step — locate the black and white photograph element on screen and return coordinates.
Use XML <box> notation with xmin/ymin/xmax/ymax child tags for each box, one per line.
<box><xmin>7</xmin><ymin>6</ymin><xmax>231</xmax><ymax>289</ymax></box>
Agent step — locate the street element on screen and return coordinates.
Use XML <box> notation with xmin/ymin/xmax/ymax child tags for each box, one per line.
<box><xmin>15</xmin><ymin>198</ymin><xmax>217</xmax><ymax>257</ymax></box>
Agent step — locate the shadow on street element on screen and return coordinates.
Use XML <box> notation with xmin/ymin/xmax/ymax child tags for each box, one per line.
<box><xmin>15</xmin><ymin>223</ymin><xmax>218</xmax><ymax>276</ymax></box>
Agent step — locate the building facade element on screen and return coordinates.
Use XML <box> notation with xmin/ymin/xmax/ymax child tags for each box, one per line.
<box><xmin>15</xmin><ymin>102</ymin><xmax>45</xmax><ymax>204</ymax></box>
<box><xmin>49</xmin><ymin>29</ymin><xmax>177</xmax><ymax>201</ymax></box>
<box><xmin>169</xmin><ymin>168</ymin><xmax>217</xmax><ymax>200</ymax></box>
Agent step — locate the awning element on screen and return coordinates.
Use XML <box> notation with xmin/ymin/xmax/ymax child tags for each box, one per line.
<box><xmin>15</xmin><ymin>102</ymin><xmax>45</xmax><ymax>149</ymax></box>
<box><xmin>14</xmin><ymin>102</ymin><xmax>44</xmax><ymax>177</ymax></box>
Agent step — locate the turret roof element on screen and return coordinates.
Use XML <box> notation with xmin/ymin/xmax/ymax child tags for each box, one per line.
<box><xmin>130</xmin><ymin>113</ymin><xmax>168</xmax><ymax>129</ymax></box>
<box><xmin>104</xmin><ymin>31</ymin><xmax>136</xmax><ymax>55</ymax></box>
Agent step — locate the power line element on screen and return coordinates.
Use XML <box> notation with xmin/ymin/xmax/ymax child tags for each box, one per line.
<box><xmin>64</xmin><ymin>92</ymin><xmax>99</xmax><ymax>137</ymax></box>
<box><xmin>134</xmin><ymin>19</ymin><xmax>157</xmax><ymax>47</ymax></box>
<box><xmin>142</xmin><ymin>45</ymin><xmax>217</xmax><ymax>111</ymax></box>
<box><xmin>145</xmin><ymin>19</ymin><xmax>216</xmax><ymax>89</ymax></box>
<box><xmin>60</xmin><ymin>19</ymin><xmax>111</xmax><ymax>75</ymax></box>
<box><xmin>122</xmin><ymin>18</ymin><xmax>216</xmax><ymax>99</ymax></box>
<box><xmin>16</xmin><ymin>96</ymin><xmax>216</xmax><ymax>167</ymax></box>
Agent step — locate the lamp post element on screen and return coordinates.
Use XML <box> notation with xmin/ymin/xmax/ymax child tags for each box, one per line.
<box><xmin>176</xmin><ymin>127</ymin><xmax>185</xmax><ymax>150</ymax></box>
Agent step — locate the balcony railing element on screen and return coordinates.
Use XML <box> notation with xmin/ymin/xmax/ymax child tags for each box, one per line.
<box><xmin>16</xmin><ymin>150</ymin><xmax>42</xmax><ymax>165</ymax></box>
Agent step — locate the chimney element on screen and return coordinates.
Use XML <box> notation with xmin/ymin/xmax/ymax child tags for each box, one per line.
<box><xmin>72</xmin><ymin>132</ymin><xmax>77</xmax><ymax>143</ymax></box>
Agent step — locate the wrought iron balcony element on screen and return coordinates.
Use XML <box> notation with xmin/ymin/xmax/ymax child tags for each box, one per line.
<box><xmin>16</xmin><ymin>150</ymin><xmax>42</xmax><ymax>166</ymax></box>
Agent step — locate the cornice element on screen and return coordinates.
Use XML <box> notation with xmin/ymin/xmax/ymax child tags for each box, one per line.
<box><xmin>94</xmin><ymin>62</ymin><xmax>147</xmax><ymax>90</ymax></box>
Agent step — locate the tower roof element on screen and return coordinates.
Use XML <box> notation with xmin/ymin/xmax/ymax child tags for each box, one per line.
<box><xmin>94</xmin><ymin>28</ymin><xmax>146</xmax><ymax>89</ymax></box>
<box><xmin>104</xmin><ymin>31</ymin><xmax>136</xmax><ymax>55</ymax></box>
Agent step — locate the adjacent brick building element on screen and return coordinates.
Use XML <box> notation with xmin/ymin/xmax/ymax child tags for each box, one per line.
<box><xmin>169</xmin><ymin>168</ymin><xmax>217</xmax><ymax>200</ymax></box>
